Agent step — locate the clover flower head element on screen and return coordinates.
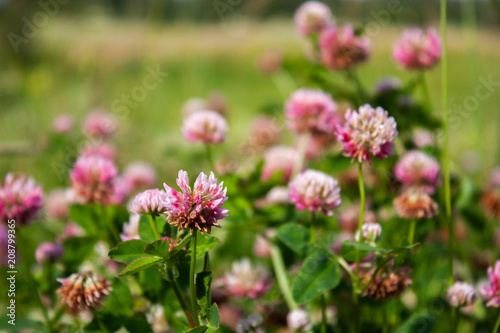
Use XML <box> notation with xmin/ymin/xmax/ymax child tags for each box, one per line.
<box><xmin>294</xmin><ymin>1</ymin><xmax>334</xmax><ymax>37</ymax></box>
<box><xmin>288</xmin><ymin>169</ymin><xmax>341</xmax><ymax>216</ymax></box>
<box><xmin>130</xmin><ymin>189</ymin><xmax>168</xmax><ymax>215</ymax></box>
<box><xmin>222</xmin><ymin>258</ymin><xmax>272</xmax><ymax>299</ymax></box>
<box><xmin>57</xmin><ymin>271</ymin><xmax>112</xmax><ymax>313</ymax></box>
<box><xmin>70</xmin><ymin>156</ymin><xmax>118</xmax><ymax>205</ymax></box>
<box><xmin>483</xmin><ymin>260</ymin><xmax>500</xmax><ymax>307</ymax></box>
<box><xmin>0</xmin><ymin>173</ymin><xmax>43</xmax><ymax>225</ymax></box>
<box><xmin>336</xmin><ymin>104</ymin><xmax>398</xmax><ymax>162</ymax></box>
<box><xmin>393</xmin><ymin>28</ymin><xmax>441</xmax><ymax>70</ymax></box>
<box><xmin>394</xmin><ymin>150</ymin><xmax>440</xmax><ymax>193</ymax></box>
<box><xmin>319</xmin><ymin>25</ymin><xmax>371</xmax><ymax>70</ymax></box>
<box><xmin>285</xmin><ymin>88</ymin><xmax>339</xmax><ymax>135</ymax></box>
<box><xmin>182</xmin><ymin>110</ymin><xmax>228</xmax><ymax>145</ymax></box>
<box><xmin>447</xmin><ymin>281</ymin><xmax>476</xmax><ymax>307</ymax></box>
<box><xmin>163</xmin><ymin>170</ymin><xmax>228</xmax><ymax>234</ymax></box>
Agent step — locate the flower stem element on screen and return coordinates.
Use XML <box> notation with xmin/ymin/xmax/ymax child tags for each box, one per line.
<box><xmin>353</xmin><ymin>162</ymin><xmax>365</xmax><ymax>333</ymax></box>
<box><xmin>205</xmin><ymin>143</ymin><xmax>214</xmax><ymax>170</ymax></box>
<box><xmin>321</xmin><ymin>294</ymin><xmax>327</xmax><ymax>333</ymax></box>
<box><xmin>441</xmin><ymin>0</ymin><xmax>453</xmax><ymax>286</ymax></box>
<box><xmin>148</xmin><ymin>214</ymin><xmax>161</xmax><ymax>240</ymax></box>
<box><xmin>408</xmin><ymin>219</ymin><xmax>417</xmax><ymax>244</ymax></box>
<box><xmin>355</xmin><ymin>162</ymin><xmax>366</xmax><ymax>282</ymax></box>
<box><xmin>166</xmin><ymin>265</ymin><xmax>197</xmax><ymax>327</ymax></box>
<box><xmin>493</xmin><ymin>311</ymin><xmax>500</xmax><ymax>333</ymax></box>
<box><xmin>419</xmin><ymin>71</ymin><xmax>432</xmax><ymax>110</ymax></box>
<box><xmin>310</xmin><ymin>211</ymin><xmax>316</xmax><ymax>244</ymax></box>
<box><xmin>346</xmin><ymin>69</ymin><xmax>368</xmax><ymax>105</ymax></box>
<box><xmin>452</xmin><ymin>307</ymin><xmax>460</xmax><ymax>333</ymax></box>
<box><xmin>190</xmin><ymin>230</ymin><xmax>200</xmax><ymax>326</ymax></box>
<box><xmin>270</xmin><ymin>242</ymin><xmax>299</xmax><ymax>310</ymax></box>
<box><xmin>293</xmin><ymin>133</ymin><xmax>310</xmax><ymax>177</ymax></box>
<box><xmin>382</xmin><ymin>302</ymin><xmax>388</xmax><ymax>333</ymax></box>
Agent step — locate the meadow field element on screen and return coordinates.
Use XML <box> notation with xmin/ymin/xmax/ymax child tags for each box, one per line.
<box><xmin>1</xmin><ymin>16</ymin><xmax>499</xmax><ymax>187</ymax></box>
<box><xmin>2</xmin><ymin>6</ymin><xmax>500</xmax><ymax>332</ymax></box>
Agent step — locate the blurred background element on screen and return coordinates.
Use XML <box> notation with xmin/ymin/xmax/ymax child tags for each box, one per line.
<box><xmin>1</xmin><ymin>0</ymin><xmax>499</xmax><ymax>188</ymax></box>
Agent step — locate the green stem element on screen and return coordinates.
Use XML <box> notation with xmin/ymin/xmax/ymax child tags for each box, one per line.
<box><xmin>382</xmin><ymin>302</ymin><xmax>388</xmax><ymax>333</ymax></box>
<box><xmin>167</xmin><ymin>265</ymin><xmax>197</xmax><ymax>327</ymax></box>
<box><xmin>310</xmin><ymin>212</ymin><xmax>316</xmax><ymax>244</ymax></box>
<box><xmin>148</xmin><ymin>214</ymin><xmax>161</xmax><ymax>240</ymax></box>
<box><xmin>493</xmin><ymin>311</ymin><xmax>500</xmax><ymax>333</ymax></box>
<box><xmin>93</xmin><ymin>310</ymin><xmax>110</xmax><ymax>333</ymax></box>
<box><xmin>190</xmin><ymin>230</ymin><xmax>200</xmax><ymax>326</ymax></box>
<box><xmin>338</xmin><ymin>257</ymin><xmax>356</xmax><ymax>282</ymax></box>
<box><xmin>353</xmin><ymin>162</ymin><xmax>365</xmax><ymax>333</ymax></box>
<box><xmin>321</xmin><ymin>294</ymin><xmax>327</xmax><ymax>333</ymax></box>
<box><xmin>408</xmin><ymin>219</ymin><xmax>417</xmax><ymax>244</ymax></box>
<box><xmin>355</xmin><ymin>162</ymin><xmax>366</xmax><ymax>284</ymax></box>
<box><xmin>452</xmin><ymin>307</ymin><xmax>460</xmax><ymax>333</ymax></box>
<box><xmin>441</xmin><ymin>0</ymin><xmax>453</xmax><ymax>286</ymax></box>
<box><xmin>270</xmin><ymin>242</ymin><xmax>299</xmax><ymax>310</ymax></box>
<box><xmin>293</xmin><ymin>133</ymin><xmax>310</xmax><ymax>177</ymax></box>
<box><xmin>346</xmin><ymin>69</ymin><xmax>368</xmax><ymax>105</ymax></box>
<box><xmin>419</xmin><ymin>71</ymin><xmax>432</xmax><ymax>110</ymax></box>
<box><xmin>18</xmin><ymin>229</ymin><xmax>53</xmax><ymax>333</ymax></box>
<box><xmin>205</xmin><ymin>143</ymin><xmax>214</xmax><ymax>170</ymax></box>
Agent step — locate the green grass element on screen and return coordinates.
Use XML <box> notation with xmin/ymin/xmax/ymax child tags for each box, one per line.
<box><xmin>1</xmin><ymin>17</ymin><xmax>499</xmax><ymax>189</ymax></box>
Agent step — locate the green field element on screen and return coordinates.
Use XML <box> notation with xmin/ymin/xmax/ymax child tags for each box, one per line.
<box><xmin>1</xmin><ymin>16</ymin><xmax>499</xmax><ymax>187</ymax></box>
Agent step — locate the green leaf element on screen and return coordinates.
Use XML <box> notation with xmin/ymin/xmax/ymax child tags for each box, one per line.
<box><xmin>339</xmin><ymin>240</ymin><xmax>388</xmax><ymax>261</ymax></box>
<box><xmin>184</xmin><ymin>326</ymin><xmax>208</xmax><ymax>333</ymax></box>
<box><xmin>194</xmin><ymin>234</ymin><xmax>220</xmax><ymax>259</ymax></box>
<box><xmin>292</xmin><ymin>252</ymin><xmax>341</xmax><ymax>304</ymax></box>
<box><xmin>196</xmin><ymin>271</ymin><xmax>213</xmax><ymax>319</ymax></box>
<box><xmin>276</xmin><ymin>223</ymin><xmax>311</xmax><ymax>256</ymax></box>
<box><xmin>69</xmin><ymin>204</ymin><xmax>99</xmax><ymax>235</ymax></box>
<box><xmin>108</xmin><ymin>240</ymin><xmax>149</xmax><ymax>264</ymax></box>
<box><xmin>206</xmin><ymin>304</ymin><xmax>220</xmax><ymax>333</ymax></box>
<box><xmin>144</xmin><ymin>239</ymin><xmax>188</xmax><ymax>263</ymax></box>
<box><xmin>395</xmin><ymin>311</ymin><xmax>435</xmax><ymax>333</ymax></box>
<box><xmin>118</xmin><ymin>257</ymin><xmax>162</xmax><ymax>276</ymax></box>
<box><xmin>139</xmin><ymin>215</ymin><xmax>159</xmax><ymax>243</ymax></box>
<box><xmin>62</xmin><ymin>236</ymin><xmax>97</xmax><ymax>267</ymax></box>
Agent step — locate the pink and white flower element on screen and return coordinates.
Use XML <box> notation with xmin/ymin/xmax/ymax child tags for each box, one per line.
<box><xmin>70</xmin><ymin>156</ymin><xmax>118</xmax><ymax>205</ymax></box>
<box><xmin>182</xmin><ymin>110</ymin><xmax>228</xmax><ymax>145</ymax></box>
<box><xmin>285</xmin><ymin>88</ymin><xmax>339</xmax><ymax>135</ymax></box>
<box><xmin>35</xmin><ymin>242</ymin><xmax>64</xmax><ymax>263</ymax></box>
<box><xmin>45</xmin><ymin>188</ymin><xmax>72</xmax><ymax>220</ymax></box>
<box><xmin>0</xmin><ymin>173</ymin><xmax>43</xmax><ymax>225</ymax></box>
<box><xmin>336</xmin><ymin>104</ymin><xmax>398</xmax><ymax>162</ymax></box>
<box><xmin>130</xmin><ymin>189</ymin><xmax>168</xmax><ymax>215</ymax></box>
<box><xmin>52</xmin><ymin>114</ymin><xmax>74</xmax><ymax>133</ymax></box>
<box><xmin>394</xmin><ymin>150</ymin><xmax>440</xmax><ymax>193</ymax></box>
<box><xmin>123</xmin><ymin>161</ymin><xmax>157</xmax><ymax>191</ymax></box>
<box><xmin>289</xmin><ymin>169</ymin><xmax>341</xmax><ymax>215</ymax></box>
<box><xmin>82</xmin><ymin>109</ymin><xmax>118</xmax><ymax>139</ymax></box>
<box><xmin>447</xmin><ymin>282</ymin><xmax>476</xmax><ymax>307</ymax></box>
<box><xmin>393</xmin><ymin>28</ymin><xmax>441</xmax><ymax>70</ymax></box>
<box><xmin>163</xmin><ymin>170</ymin><xmax>228</xmax><ymax>234</ymax></box>
<box><xmin>294</xmin><ymin>1</ymin><xmax>334</xmax><ymax>37</ymax></box>
<box><xmin>483</xmin><ymin>260</ymin><xmax>500</xmax><ymax>307</ymax></box>
<box><xmin>222</xmin><ymin>258</ymin><xmax>272</xmax><ymax>298</ymax></box>
<box><xmin>319</xmin><ymin>25</ymin><xmax>371</xmax><ymax>70</ymax></box>
<box><xmin>261</xmin><ymin>146</ymin><xmax>299</xmax><ymax>183</ymax></box>
<box><xmin>121</xmin><ymin>214</ymin><xmax>140</xmax><ymax>241</ymax></box>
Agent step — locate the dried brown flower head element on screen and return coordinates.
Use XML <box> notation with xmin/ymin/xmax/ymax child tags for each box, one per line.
<box><xmin>360</xmin><ymin>267</ymin><xmax>412</xmax><ymax>300</ymax></box>
<box><xmin>394</xmin><ymin>186</ymin><xmax>438</xmax><ymax>219</ymax></box>
<box><xmin>481</xmin><ymin>188</ymin><xmax>500</xmax><ymax>221</ymax></box>
<box><xmin>56</xmin><ymin>271</ymin><xmax>112</xmax><ymax>313</ymax></box>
